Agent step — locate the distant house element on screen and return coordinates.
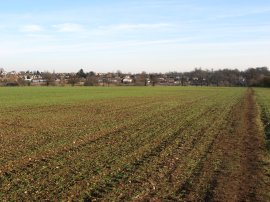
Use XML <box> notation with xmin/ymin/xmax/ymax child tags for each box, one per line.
<box><xmin>9</xmin><ymin>71</ymin><xmax>17</xmax><ymax>75</ymax></box>
<box><xmin>122</xmin><ymin>76</ymin><xmax>133</xmax><ymax>84</ymax></box>
<box><xmin>157</xmin><ymin>77</ymin><xmax>166</xmax><ymax>84</ymax></box>
<box><xmin>24</xmin><ymin>78</ymin><xmax>32</xmax><ymax>82</ymax></box>
<box><xmin>1</xmin><ymin>71</ymin><xmax>7</xmax><ymax>76</ymax></box>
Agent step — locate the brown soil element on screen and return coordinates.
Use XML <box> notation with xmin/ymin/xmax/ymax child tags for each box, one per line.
<box><xmin>177</xmin><ymin>88</ymin><xmax>270</xmax><ymax>202</ymax></box>
<box><xmin>205</xmin><ymin>89</ymin><xmax>270</xmax><ymax>202</ymax></box>
<box><xmin>1</xmin><ymin>88</ymin><xmax>269</xmax><ymax>201</ymax></box>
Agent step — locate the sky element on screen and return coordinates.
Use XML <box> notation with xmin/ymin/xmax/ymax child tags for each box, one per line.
<box><xmin>1</xmin><ymin>0</ymin><xmax>270</xmax><ymax>73</ymax></box>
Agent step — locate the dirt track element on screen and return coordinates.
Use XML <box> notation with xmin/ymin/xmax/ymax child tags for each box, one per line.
<box><xmin>190</xmin><ymin>89</ymin><xmax>270</xmax><ymax>201</ymax></box>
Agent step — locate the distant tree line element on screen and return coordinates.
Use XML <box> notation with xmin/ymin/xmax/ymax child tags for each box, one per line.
<box><xmin>1</xmin><ymin>67</ymin><xmax>270</xmax><ymax>87</ymax></box>
<box><xmin>166</xmin><ymin>67</ymin><xmax>270</xmax><ymax>87</ymax></box>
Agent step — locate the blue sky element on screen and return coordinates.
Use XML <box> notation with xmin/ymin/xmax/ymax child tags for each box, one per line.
<box><xmin>1</xmin><ymin>0</ymin><xmax>270</xmax><ymax>73</ymax></box>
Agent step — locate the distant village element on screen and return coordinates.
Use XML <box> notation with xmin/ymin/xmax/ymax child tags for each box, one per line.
<box><xmin>0</xmin><ymin>67</ymin><xmax>270</xmax><ymax>87</ymax></box>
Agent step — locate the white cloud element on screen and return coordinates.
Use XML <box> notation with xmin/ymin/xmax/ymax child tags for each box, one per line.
<box><xmin>53</xmin><ymin>23</ymin><xmax>84</xmax><ymax>32</ymax></box>
<box><xmin>20</xmin><ymin>24</ymin><xmax>43</xmax><ymax>33</ymax></box>
<box><xmin>218</xmin><ymin>7</ymin><xmax>270</xmax><ymax>19</ymax></box>
<box><xmin>108</xmin><ymin>23</ymin><xmax>172</xmax><ymax>30</ymax></box>
<box><xmin>88</xmin><ymin>23</ymin><xmax>172</xmax><ymax>36</ymax></box>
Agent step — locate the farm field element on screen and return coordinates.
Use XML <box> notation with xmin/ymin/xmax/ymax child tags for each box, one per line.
<box><xmin>0</xmin><ymin>86</ymin><xmax>269</xmax><ymax>201</ymax></box>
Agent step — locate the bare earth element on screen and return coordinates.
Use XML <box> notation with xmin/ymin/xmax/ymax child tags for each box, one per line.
<box><xmin>183</xmin><ymin>89</ymin><xmax>270</xmax><ymax>201</ymax></box>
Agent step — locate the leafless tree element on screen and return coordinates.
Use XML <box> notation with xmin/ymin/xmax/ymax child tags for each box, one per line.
<box><xmin>84</xmin><ymin>74</ymin><xmax>98</xmax><ymax>86</ymax></box>
<box><xmin>67</xmin><ymin>74</ymin><xmax>79</xmax><ymax>86</ymax></box>
<box><xmin>42</xmin><ymin>72</ymin><xmax>55</xmax><ymax>86</ymax></box>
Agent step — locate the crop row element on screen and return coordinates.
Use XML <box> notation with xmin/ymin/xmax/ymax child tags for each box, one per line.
<box><xmin>255</xmin><ymin>88</ymin><xmax>270</xmax><ymax>151</ymax></box>
<box><xmin>0</xmin><ymin>87</ymin><xmax>246</xmax><ymax>201</ymax></box>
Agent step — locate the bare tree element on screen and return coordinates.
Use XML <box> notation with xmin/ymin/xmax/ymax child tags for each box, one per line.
<box><xmin>67</xmin><ymin>74</ymin><xmax>79</xmax><ymax>86</ymax></box>
<box><xmin>42</xmin><ymin>72</ymin><xmax>55</xmax><ymax>86</ymax></box>
<box><xmin>59</xmin><ymin>76</ymin><xmax>66</xmax><ymax>86</ymax></box>
<box><xmin>0</xmin><ymin>68</ymin><xmax>4</xmax><ymax>75</ymax></box>
<box><xmin>17</xmin><ymin>77</ymin><xmax>29</xmax><ymax>86</ymax></box>
<box><xmin>84</xmin><ymin>74</ymin><xmax>98</xmax><ymax>86</ymax></box>
<box><xmin>149</xmin><ymin>74</ymin><xmax>158</xmax><ymax>86</ymax></box>
<box><xmin>135</xmin><ymin>71</ymin><xmax>148</xmax><ymax>86</ymax></box>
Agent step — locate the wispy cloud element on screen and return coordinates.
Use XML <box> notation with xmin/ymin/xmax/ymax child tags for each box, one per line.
<box><xmin>20</xmin><ymin>24</ymin><xmax>43</xmax><ymax>33</ymax></box>
<box><xmin>53</xmin><ymin>23</ymin><xmax>84</xmax><ymax>32</ymax></box>
<box><xmin>217</xmin><ymin>6</ymin><xmax>270</xmax><ymax>19</ymax></box>
<box><xmin>89</xmin><ymin>23</ymin><xmax>172</xmax><ymax>35</ymax></box>
<box><xmin>1</xmin><ymin>1</ymin><xmax>270</xmax><ymax>71</ymax></box>
<box><xmin>23</xmin><ymin>33</ymin><xmax>56</xmax><ymax>41</ymax></box>
<box><xmin>104</xmin><ymin>23</ymin><xmax>172</xmax><ymax>31</ymax></box>
<box><xmin>2</xmin><ymin>38</ymin><xmax>270</xmax><ymax>57</ymax></box>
